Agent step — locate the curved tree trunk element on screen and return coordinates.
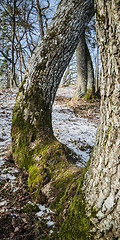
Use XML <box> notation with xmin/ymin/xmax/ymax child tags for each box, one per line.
<box><xmin>11</xmin><ymin>0</ymin><xmax>120</xmax><ymax>238</ymax></box>
<box><xmin>11</xmin><ymin>0</ymin><xmax>94</xmax><ymax>165</ymax></box>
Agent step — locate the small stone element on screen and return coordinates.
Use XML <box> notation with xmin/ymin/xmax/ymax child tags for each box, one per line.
<box><xmin>22</xmin><ymin>218</ymin><xmax>28</xmax><ymax>223</ymax></box>
<box><xmin>10</xmin><ymin>232</ymin><xmax>14</xmax><ymax>238</ymax></box>
<box><xmin>14</xmin><ymin>227</ymin><xmax>19</xmax><ymax>232</ymax></box>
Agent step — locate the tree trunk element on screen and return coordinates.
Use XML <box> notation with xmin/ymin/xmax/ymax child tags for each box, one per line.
<box><xmin>11</xmin><ymin>0</ymin><xmax>120</xmax><ymax>238</ymax></box>
<box><xmin>74</xmin><ymin>31</ymin><xmax>87</xmax><ymax>98</ymax></box>
<box><xmin>86</xmin><ymin>42</ymin><xmax>95</xmax><ymax>93</ymax></box>
<box><xmin>11</xmin><ymin>0</ymin><xmax>94</xmax><ymax>165</ymax></box>
<box><xmin>82</xmin><ymin>0</ymin><xmax>120</xmax><ymax>238</ymax></box>
<box><xmin>58</xmin><ymin>1</ymin><xmax>120</xmax><ymax>236</ymax></box>
<box><xmin>10</xmin><ymin>0</ymin><xmax>16</xmax><ymax>88</ymax></box>
<box><xmin>95</xmin><ymin>31</ymin><xmax>99</xmax><ymax>92</ymax></box>
<box><xmin>35</xmin><ymin>0</ymin><xmax>44</xmax><ymax>38</ymax></box>
<box><xmin>74</xmin><ymin>31</ymin><xmax>95</xmax><ymax>99</ymax></box>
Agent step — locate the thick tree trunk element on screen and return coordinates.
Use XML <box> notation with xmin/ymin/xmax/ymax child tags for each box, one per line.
<box><xmin>11</xmin><ymin>0</ymin><xmax>94</xmax><ymax>165</ymax></box>
<box><xmin>11</xmin><ymin>0</ymin><xmax>120</xmax><ymax>238</ymax></box>
<box><xmin>82</xmin><ymin>0</ymin><xmax>120</xmax><ymax>238</ymax></box>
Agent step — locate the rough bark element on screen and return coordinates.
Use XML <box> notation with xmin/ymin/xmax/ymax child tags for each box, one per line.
<box><xmin>82</xmin><ymin>0</ymin><xmax>120</xmax><ymax>238</ymax></box>
<box><xmin>11</xmin><ymin>0</ymin><xmax>120</xmax><ymax>238</ymax></box>
<box><xmin>11</xmin><ymin>0</ymin><xmax>94</xmax><ymax>165</ymax></box>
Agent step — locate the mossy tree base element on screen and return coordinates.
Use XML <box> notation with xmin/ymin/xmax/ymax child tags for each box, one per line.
<box><xmin>11</xmin><ymin>93</ymin><xmax>95</xmax><ymax>239</ymax></box>
<box><xmin>11</xmin><ymin>0</ymin><xmax>120</xmax><ymax>237</ymax></box>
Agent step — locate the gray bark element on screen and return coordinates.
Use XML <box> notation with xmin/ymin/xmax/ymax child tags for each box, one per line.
<box><xmin>86</xmin><ymin>42</ymin><xmax>95</xmax><ymax>92</ymax></box>
<box><xmin>74</xmin><ymin>32</ymin><xmax>87</xmax><ymax>98</ymax></box>
<box><xmin>11</xmin><ymin>0</ymin><xmax>120</xmax><ymax>237</ymax></box>
<box><xmin>74</xmin><ymin>31</ymin><xmax>94</xmax><ymax>99</ymax></box>
<box><xmin>82</xmin><ymin>0</ymin><xmax>120</xmax><ymax>238</ymax></box>
<box><xmin>95</xmin><ymin>31</ymin><xmax>99</xmax><ymax>92</ymax></box>
<box><xmin>11</xmin><ymin>0</ymin><xmax>94</xmax><ymax>164</ymax></box>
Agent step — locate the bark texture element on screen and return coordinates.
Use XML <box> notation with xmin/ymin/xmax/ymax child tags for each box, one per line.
<box><xmin>11</xmin><ymin>0</ymin><xmax>120</xmax><ymax>238</ymax></box>
<box><xmin>11</xmin><ymin>0</ymin><xmax>94</xmax><ymax>165</ymax></box>
<box><xmin>82</xmin><ymin>0</ymin><xmax>120</xmax><ymax>238</ymax></box>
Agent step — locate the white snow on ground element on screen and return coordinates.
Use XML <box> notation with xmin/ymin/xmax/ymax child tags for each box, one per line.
<box><xmin>26</xmin><ymin>201</ymin><xmax>55</xmax><ymax>229</ymax></box>
<box><xmin>0</xmin><ymin>86</ymin><xmax>98</xmax><ymax>166</ymax></box>
<box><xmin>52</xmin><ymin>85</ymin><xmax>98</xmax><ymax>165</ymax></box>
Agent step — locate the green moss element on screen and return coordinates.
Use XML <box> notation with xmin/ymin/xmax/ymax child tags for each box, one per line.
<box><xmin>50</xmin><ymin>168</ymin><xmax>81</xmax><ymax>213</ymax></box>
<box><xmin>35</xmin><ymin>59</ymin><xmax>48</xmax><ymax>71</ymax></box>
<box><xmin>11</xmin><ymin>81</ymin><xmax>54</xmax><ymax>169</ymax></box>
<box><xmin>83</xmin><ymin>90</ymin><xmax>95</xmax><ymax>100</ymax></box>
<box><xmin>23</xmin><ymin>203</ymin><xmax>40</xmax><ymax>213</ymax></box>
<box><xmin>46</xmin><ymin>27</ymin><xmax>58</xmax><ymax>42</ymax></box>
<box><xmin>11</xmin><ymin>105</ymin><xmax>37</xmax><ymax>168</ymax></box>
<box><xmin>11</xmin><ymin>83</ymin><xmax>96</xmax><ymax>239</ymax></box>
<box><xmin>28</xmin><ymin>164</ymin><xmax>51</xmax><ymax>191</ymax></box>
<box><xmin>50</xmin><ymin>160</ymin><xmax>96</xmax><ymax>240</ymax></box>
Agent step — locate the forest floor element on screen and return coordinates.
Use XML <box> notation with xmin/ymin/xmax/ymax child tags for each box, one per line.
<box><xmin>0</xmin><ymin>85</ymin><xmax>100</xmax><ymax>239</ymax></box>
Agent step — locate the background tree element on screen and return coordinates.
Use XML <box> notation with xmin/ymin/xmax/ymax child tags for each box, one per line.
<box><xmin>62</xmin><ymin>56</ymin><xmax>77</xmax><ymax>86</ymax></box>
<box><xmin>74</xmin><ymin>20</ymin><xmax>95</xmax><ymax>99</ymax></box>
<box><xmin>62</xmin><ymin>17</ymin><xmax>97</xmax><ymax>98</ymax></box>
<box><xmin>0</xmin><ymin>0</ymin><xmax>53</xmax><ymax>87</ymax></box>
<box><xmin>74</xmin><ymin>31</ymin><xmax>87</xmax><ymax>98</ymax></box>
